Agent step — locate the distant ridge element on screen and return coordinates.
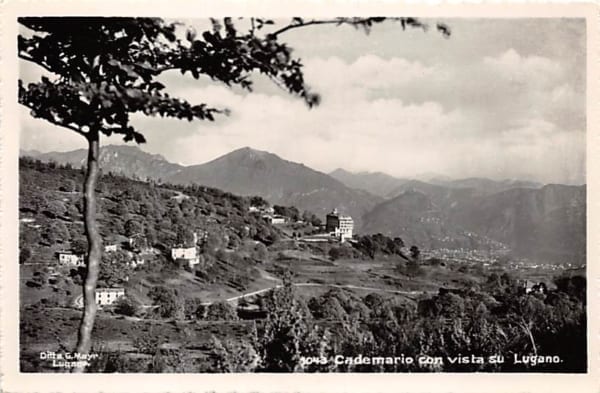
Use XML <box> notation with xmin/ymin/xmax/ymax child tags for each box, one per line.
<box><xmin>22</xmin><ymin>145</ymin><xmax>183</xmax><ymax>181</ymax></box>
<box><xmin>329</xmin><ymin>168</ymin><xmax>410</xmax><ymax>197</ymax></box>
<box><xmin>330</xmin><ymin>168</ymin><xmax>543</xmax><ymax>199</ymax></box>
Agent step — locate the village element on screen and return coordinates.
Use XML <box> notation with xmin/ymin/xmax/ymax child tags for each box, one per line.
<box><xmin>50</xmin><ymin>206</ymin><xmax>356</xmax><ymax>308</ymax></box>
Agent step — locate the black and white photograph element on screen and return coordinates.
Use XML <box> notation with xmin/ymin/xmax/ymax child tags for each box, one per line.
<box><xmin>3</xmin><ymin>5</ymin><xmax>595</xmax><ymax>387</ymax></box>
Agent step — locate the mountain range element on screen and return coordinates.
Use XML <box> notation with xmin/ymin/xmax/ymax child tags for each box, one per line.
<box><xmin>24</xmin><ymin>145</ymin><xmax>182</xmax><ymax>181</ymax></box>
<box><xmin>22</xmin><ymin>145</ymin><xmax>586</xmax><ymax>263</ymax></box>
<box><xmin>329</xmin><ymin>168</ymin><xmax>543</xmax><ymax>199</ymax></box>
<box><xmin>22</xmin><ymin>146</ymin><xmax>381</xmax><ymax>228</ymax></box>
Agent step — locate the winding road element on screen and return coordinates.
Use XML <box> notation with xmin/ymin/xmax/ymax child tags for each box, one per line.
<box><xmin>222</xmin><ymin>282</ymin><xmax>430</xmax><ymax>304</ymax></box>
<box><xmin>76</xmin><ymin>266</ymin><xmax>435</xmax><ymax>308</ymax></box>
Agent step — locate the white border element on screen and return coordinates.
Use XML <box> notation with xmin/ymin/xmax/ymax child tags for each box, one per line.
<box><xmin>1</xmin><ymin>1</ymin><xmax>598</xmax><ymax>392</ymax></box>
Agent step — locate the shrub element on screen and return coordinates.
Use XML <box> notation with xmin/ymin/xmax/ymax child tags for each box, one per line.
<box><xmin>353</xmin><ymin>234</ymin><xmax>405</xmax><ymax>259</ymax></box>
<box><xmin>309</xmin><ymin>296</ymin><xmax>347</xmax><ymax>321</ymax></box>
<box><xmin>114</xmin><ymin>296</ymin><xmax>139</xmax><ymax>316</ymax></box>
<box><xmin>207</xmin><ymin>336</ymin><xmax>258</xmax><ymax>372</ymax></box>
<box><xmin>251</xmin><ymin>243</ymin><xmax>268</xmax><ymax>263</ymax></box>
<box><xmin>328</xmin><ymin>246</ymin><xmax>355</xmax><ymax>261</ymax></box>
<box><xmin>205</xmin><ymin>301</ymin><xmax>238</xmax><ymax>321</ymax></box>
<box><xmin>148</xmin><ymin>286</ymin><xmax>183</xmax><ymax>319</ymax></box>
<box><xmin>133</xmin><ymin>331</ymin><xmax>162</xmax><ymax>355</ymax></box>
<box><xmin>328</xmin><ymin>247</ymin><xmax>341</xmax><ymax>261</ymax></box>
<box><xmin>184</xmin><ymin>298</ymin><xmax>205</xmax><ymax>320</ymax></box>
<box><xmin>404</xmin><ymin>260</ymin><xmax>424</xmax><ymax>278</ymax></box>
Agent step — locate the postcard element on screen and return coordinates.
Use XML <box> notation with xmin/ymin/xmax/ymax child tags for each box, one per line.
<box><xmin>1</xmin><ymin>1</ymin><xmax>598</xmax><ymax>392</ymax></box>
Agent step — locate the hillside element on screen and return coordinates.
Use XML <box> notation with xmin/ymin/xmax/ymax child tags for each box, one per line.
<box><xmin>429</xmin><ymin>177</ymin><xmax>543</xmax><ymax>195</ymax></box>
<box><xmin>361</xmin><ymin>190</ymin><xmax>493</xmax><ymax>250</ymax></box>
<box><xmin>166</xmin><ymin>147</ymin><xmax>382</xmax><ymax>228</ymax></box>
<box><xmin>450</xmin><ymin>184</ymin><xmax>586</xmax><ymax>263</ymax></box>
<box><xmin>18</xmin><ymin>157</ymin><xmax>283</xmax><ymax>294</ymax></box>
<box><xmin>383</xmin><ymin>179</ymin><xmax>483</xmax><ymax>208</ymax></box>
<box><xmin>25</xmin><ymin>146</ymin><xmax>381</xmax><ymax>229</ymax></box>
<box><xmin>361</xmin><ymin>183</ymin><xmax>586</xmax><ymax>263</ymax></box>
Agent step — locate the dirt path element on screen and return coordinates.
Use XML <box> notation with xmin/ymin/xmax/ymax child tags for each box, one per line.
<box><xmin>222</xmin><ymin>282</ymin><xmax>433</xmax><ymax>303</ymax></box>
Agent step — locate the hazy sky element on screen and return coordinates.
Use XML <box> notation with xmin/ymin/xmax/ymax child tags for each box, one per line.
<box><xmin>19</xmin><ymin>18</ymin><xmax>586</xmax><ymax>184</ymax></box>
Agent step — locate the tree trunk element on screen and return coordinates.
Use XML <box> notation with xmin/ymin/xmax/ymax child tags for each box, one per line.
<box><xmin>73</xmin><ymin>132</ymin><xmax>102</xmax><ymax>373</ymax></box>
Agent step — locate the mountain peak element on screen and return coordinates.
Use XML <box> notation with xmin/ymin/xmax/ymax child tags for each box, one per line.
<box><xmin>329</xmin><ymin>168</ymin><xmax>352</xmax><ymax>176</ymax></box>
<box><xmin>19</xmin><ymin>148</ymin><xmax>42</xmax><ymax>157</ymax></box>
<box><xmin>210</xmin><ymin>147</ymin><xmax>284</xmax><ymax>166</ymax></box>
<box><xmin>102</xmin><ymin>144</ymin><xmax>167</xmax><ymax>162</ymax></box>
<box><xmin>231</xmin><ymin>146</ymin><xmax>272</xmax><ymax>157</ymax></box>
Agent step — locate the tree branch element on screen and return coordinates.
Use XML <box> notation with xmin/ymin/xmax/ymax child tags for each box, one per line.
<box><xmin>270</xmin><ymin>19</ymin><xmax>343</xmax><ymax>37</ymax></box>
<box><xmin>152</xmin><ymin>64</ymin><xmax>179</xmax><ymax>74</ymax></box>
<box><xmin>18</xmin><ymin>100</ymin><xmax>87</xmax><ymax>137</ymax></box>
<box><xmin>18</xmin><ymin>52</ymin><xmax>58</xmax><ymax>76</ymax></box>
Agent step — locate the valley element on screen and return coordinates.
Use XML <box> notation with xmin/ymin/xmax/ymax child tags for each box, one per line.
<box><xmin>18</xmin><ymin>149</ymin><xmax>587</xmax><ymax>373</ymax></box>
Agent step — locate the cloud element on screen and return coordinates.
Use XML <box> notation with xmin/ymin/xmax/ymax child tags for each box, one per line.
<box><xmin>19</xmin><ymin>46</ymin><xmax>585</xmax><ymax>185</ymax></box>
<box><xmin>302</xmin><ymin>49</ymin><xmax>581</xmax><ymax>131</ymax></box>
<box><xmin>160</xmin><ymin>50</ymin><xmax>583</xmax><ymax>184</ymax></box>
<box><xmin>305</xmin><ymin>55</ymin><xmax>434</xmax><ymax>94</ymax></box>
<box><xmin>483</xmin><ymin>48</ymin><xmax>563</xmax><ymax>87</ymax></box>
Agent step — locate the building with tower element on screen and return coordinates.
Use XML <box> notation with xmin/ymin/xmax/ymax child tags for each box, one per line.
<box><xmin>325</xmin><ymin>208</ymin><xmax>354</xmax><ymax>242</ymax></box>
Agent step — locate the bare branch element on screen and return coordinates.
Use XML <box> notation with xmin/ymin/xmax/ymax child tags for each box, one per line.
<box><xmin>269</xmin><ymin>19</ymin><xmax>343</xmax><ymax>37</ymax></box>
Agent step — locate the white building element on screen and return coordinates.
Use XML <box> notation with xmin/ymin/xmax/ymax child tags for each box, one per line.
<box><xmin>171</xmin><ymin>247</ymin><xmax>200</xmax><ymax>268</ymax></box>
<box><xmin>325</xmin><ymin>209</ymin><xmax>354</xmax><ymax>242</ymax></box>
<box><xmin>263</xmin><ymin>214</ymin><xmax>286</xmax><ymax>225</ymax></box>
<box><xmin>171</xmin><ymin>247</ymin><xmax>197</xmax><ymax>260</ymax></box>
<box><xmin>130</xmin><ymin>257</ymin><xmax>145</xmax><ymax>268</ymax></box>
<box><xmin>58</xmin><ymin>252</ymin><xmax>85</xmax><ymax>267</ymax></box>
<box><xmin>95</xmin><ymin>287</ymin><xmax>125</xmax><ymax>306</ymax></box>
<box><xmin>104</xmin><ymin>244</ymin><xmax>118</xmax><ymax>252</ymax></box>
